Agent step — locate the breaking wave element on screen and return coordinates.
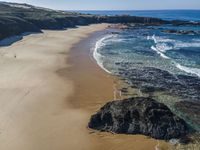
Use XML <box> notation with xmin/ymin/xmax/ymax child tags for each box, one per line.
<box><xmin>151</xmin><ymin>46</ymin><xmax>170</xmax><ymax>59</ymax></box>
<box><xmin>176</xmin><ymin>63</ymin><xmax>200</xmax><ymax>77</ymax></box>
<box><xmin>93</xmin><ymin>34</ymin><xmax>116</xmax><ymax>74</ymax></box>
<box><xmin>150</xmin><ymin>35</ymin><xmax>200</xmax><ymax>76</ymax></box>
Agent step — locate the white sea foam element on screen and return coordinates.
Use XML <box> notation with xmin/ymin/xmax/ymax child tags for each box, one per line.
<box><xmin>151</xmin><ymin>35</ymin><xmax>200</xmax><ymax>49</ymax></box>
<box><xmin>147</xmin><ymin>35</ymin><xmax>151</xmax><ymax>40</ymax></box>
<box><xmin>175</xmin><ymin>41</ymin><xmax>200</xmax><ymax>49</ymax></box>
<box><xmin>150</xmin><ymin>35</ymin><xmax>171</xmax><ymax>59</ymax></box>
<box><xmin>176</xmin><ymin>63</ymin><xmax>200</xmax><ymax>77</ymax></box>
<box><xmin>150</xmin><ymin>35</ymin><xmax>174</xmax><ymax>54</ymax></box>
<box><xmin>152</xmin><ymin>34</ymin><xmax>158</xmax><ymax>44</ymax></box>
<box><xmin>156</xmin><ymin>37</ymin><xmax>175</xmax><ymax>43</ymax></box>
<box><xmin>150</xmin><ymin>35</ymin><xmax>175</xmax><ymax>43</ymax></box>
<box><xmin>151</xmin><ymin>46</ymin><xmax>170</xmax><ymax>59</ymax></box>
<box><xmin>149</xmin><ymin>35</ymin><xmax>200</xmax><ymax>77</ymax></box>
<box><xmin>155</xmin><ymin>43</ymin><xmax>173</xmax><ymax>52</ymax></box>
<box><xmin>150</xmin><ymin>35</ymin><xmax>200</xmax><ymax>77</ymax></box>
<box><xmin>192</xmin><ymin>39</ymin><xmax>200</xmax><ymax>42</ymax></box>
<box><xmin>93</xmin><ymin>35</ymin><xmax>115</xmax><ymax>74</ymax></box>
<box><xmin>107</xmin><ymin>38</ymin><xmax>124</xmax><ymax>43</ymax></box>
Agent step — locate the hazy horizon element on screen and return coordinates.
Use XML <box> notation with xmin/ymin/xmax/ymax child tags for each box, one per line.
<box><xmin>1</xmin><ymin>0</ymin><xmax>200</xmax><ymax>11</ymax></box>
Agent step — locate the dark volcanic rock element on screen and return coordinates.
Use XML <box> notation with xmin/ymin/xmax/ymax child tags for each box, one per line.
<box><xmin>172</xmin><ymin>20</ymin><xmax>200</xmax><ymax>26</ymax></box>
<box><xmin>89</xmin><ymin>97</ymin><xmax>189</xmax><ymax>140</ymax></box>
<box><xmin>162</xmin><ymin>29</ymin><xmax>200</xmax><ymax>35</ymax></box>
<box><xmin>118</xmin><ymin>67</ymin><xmax>200</xmax><ymax>102</ymax></box>
<box><xmin>175</xmin><ymin>101</ymin><xmax>200</xmax><ymax>128</ymax></box>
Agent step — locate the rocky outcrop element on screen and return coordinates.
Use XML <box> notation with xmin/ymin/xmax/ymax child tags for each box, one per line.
<box><xmin>115</xmin><ymin>65</ymin><xmax>200</xmax><ymax>132</ymax></box>
<box><xmin>162</xmin><ymin>29</ymin><xmax>200</xmax><ymax>35</ymax></box>
<box><xmin>89</xmin><ymin>97</ymin><xmax>189</xmax><ymax>140</ymax></box>
<box><xmin>172</xmin><ymin>20</ymin><xmax>200</xmax><ymax>26</ymax></box>
<box><xmin>175</xmin><ymin>101</ymin><xmax>200</xmax><ymax>130</ymax></box>
<box><xmin>118</xmin><ymin>67</ymin><xmax>200</xmax><ymax>102</ymax></box>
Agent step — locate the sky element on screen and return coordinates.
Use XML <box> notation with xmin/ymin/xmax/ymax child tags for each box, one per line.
<box><xmin>2</xmin><ymin>0</ymin><xmax>200</xmax><ymax>10</ymax></box>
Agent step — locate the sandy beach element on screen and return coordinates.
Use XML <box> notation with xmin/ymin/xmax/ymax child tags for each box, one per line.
<box><xmin>0</xmin><ymin>24</ymin><xmax>170</xmax><ymax>150</ymax></box>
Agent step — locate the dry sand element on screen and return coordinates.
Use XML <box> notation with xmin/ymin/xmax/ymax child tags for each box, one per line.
<box><xmin>0</xmin><ymin>24</ymin><xmax>170</xmax><ymax>150</ymax></box>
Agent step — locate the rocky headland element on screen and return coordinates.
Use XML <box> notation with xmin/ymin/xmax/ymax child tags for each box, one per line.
<box><xmin>89</xmin><ymin>97</ymin><xmax>189</xmax><ymax>141</ymax></box>
<box><xmin>0</xmin><ymin>2</ymin><xmax>167</xmax><ymax>42</ymax></box>
<box><xmin>0</xmin><ymin>2</ymin><xmax>200</xmax><ymax>43</ymax></box>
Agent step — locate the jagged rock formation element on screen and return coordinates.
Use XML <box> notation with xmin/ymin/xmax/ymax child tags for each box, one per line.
<box><xmin>89</xmin><ymin>97</ymin><xmax>189</xmax><ymax>140</ymax></box>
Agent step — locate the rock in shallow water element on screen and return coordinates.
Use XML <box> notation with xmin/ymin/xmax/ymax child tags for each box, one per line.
<box><xmin>118</xmin><ymin>67</ymin><xmax>200</xmax><ymax>101</ymax></box>
<box><xmin>175</xmin><ymin>101</ymin><xmax>200</xmax><ymax>129</ymax></box>
<box><xmin>88</xmin><ymin>97</ymin><xmax>189</xmax><ymax>140</ymax></box>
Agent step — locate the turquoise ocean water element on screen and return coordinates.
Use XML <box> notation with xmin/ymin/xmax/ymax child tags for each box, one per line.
<box><xmin>78</xmin><ymin>10</ymin><xmax>200</xmax><ymax>78</ymax></box>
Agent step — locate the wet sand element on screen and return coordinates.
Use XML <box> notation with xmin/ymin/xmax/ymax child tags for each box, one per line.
<box><xmin>66</xmin><ymin>27</ymin><xmax>170</xmax><ymax>150</ymax></box>
<box><xmin>0</xmin><ymin>24</ymin><xmax>170</xmax><ymax>150</ymax></box>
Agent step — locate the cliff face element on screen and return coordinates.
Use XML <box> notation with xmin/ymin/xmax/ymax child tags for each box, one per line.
<box><xmin>0</xmin><ymin>2</ymin><xmax>168</xmax><ymax>41</ymax></box>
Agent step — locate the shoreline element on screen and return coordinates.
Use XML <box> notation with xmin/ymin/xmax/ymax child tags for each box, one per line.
<box><xmin>0</xmin><ymin>24</ymin><xmax>170</xmax><ymax>150</ymax></box>
<box><xmin>0</xmin><ymin>24</ymin><xmax>109</xmax><ymax>150</ymax></box>
<box><xmin>66</xmin><ymin>25</ymin><xmax>170</xmax><ymax>150</ymax></box>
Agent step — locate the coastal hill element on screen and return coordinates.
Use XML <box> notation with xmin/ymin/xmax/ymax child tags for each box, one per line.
<box><xmin>0</xmin><ymin>1</ymin><xmax>168</xmax><ymax>41</ymax></box>
<box><xmin>1</xmin><ymin>2</ymin><xmax>200</xmax><ymax>41</ymax></box>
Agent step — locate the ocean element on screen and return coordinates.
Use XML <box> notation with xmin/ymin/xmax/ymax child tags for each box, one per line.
<box><xmin>81</xmin><ymin>10</ymin><xmax>200</xmax><ymax>131</ymax></box>
<box><xmin>94</xmin><ymin>24</ymin><xmax>200</xmax><ymax>77</ymax></box>
<box><xmin>79</xmin><ymin>10</ymin><xmax>200</xmax><ymax>21</ymax></box>
<box><xmin>78</xmin><ymin>10</ymin><xmax>200</xmax><ymax>77</ymax></box>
